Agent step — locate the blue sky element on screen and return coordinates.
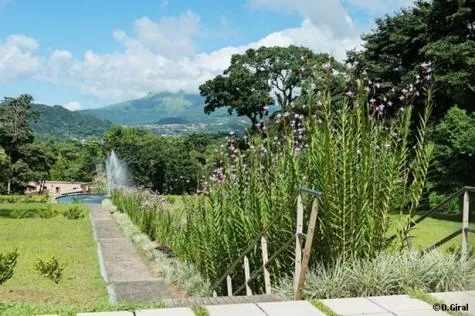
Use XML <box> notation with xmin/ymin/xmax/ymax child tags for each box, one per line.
<box><xmin>0</xmin><ymin>0</ymin><xmax>412</xmax><ymax>110</ymax></box>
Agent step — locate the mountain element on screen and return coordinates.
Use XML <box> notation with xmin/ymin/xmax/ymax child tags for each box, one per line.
<box><xmin>30</xmin><ymin>104</ymin><xmax>113</xmax><ymax>140</ymax></box>
<box><xmin>79</xmin><ymin>91</ymin><xmax>249</xmax><ymax>135</ymax></box>
<box><xmin>79</xmin><ymin>92</ymin><xmax>248</xmax><ymax>135</ymax></box>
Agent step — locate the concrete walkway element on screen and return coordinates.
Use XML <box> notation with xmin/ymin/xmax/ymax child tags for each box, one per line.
<box><xmin>77</xmin><ymin>300</ymin><xmax>324</xmax><ymax>316</ymax></box>
<box><xmin>89</xmin><ymin>205</ymin><xmax>170</xmax><ymax>303</ymax></box>
<box><xmin>321</xmin><ymin>291</ymin><xmax>475</xmax><ymax>315</ymax></box>
<box><xmin>73</xmin><ymin>291</ymin><xmax>474</xmax><ymax>315</ymax></box>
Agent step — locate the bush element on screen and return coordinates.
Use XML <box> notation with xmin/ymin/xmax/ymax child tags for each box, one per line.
<box><xmin>38</xmin><ymin>205</ymin><xmax>58</xmax><ymax>219</ymax></box>
<box><xmin>63</xmin><ymin>204</ymin><xmax>85</xmax><ymax>220</ymax></box>
<box><xmin>0</xmin><ymin>250</ymin><xmax>18</xmax><ymax>285</ymax></box>
<box><xmin>0</xmin><ymin>195</ymin><xmax>48</xmax><ymax>203</ymax></box>
<box><xmin>273</xmin><ymin>250</ymin><xmax>475</xmax><ymax>299</ymax></box>
<box><xmin>34</xmin><ymin>257</ymin><xmax>64</xmax><ymax>284</ymax></box>
<box><xmin>428</xmin><ymin>192</ymin><xmax>461</xmax><ymax>215</ymax></box>
<box><xmin>9</xmin><ymin>208</ymin><xmax>35</xmax><ymax>219</ymax></box>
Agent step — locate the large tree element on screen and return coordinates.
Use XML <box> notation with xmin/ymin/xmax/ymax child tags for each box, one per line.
<box><xmin>200</xmin><ymin>46</ymin><xmax>343</xmax><ymax>128</ymax></box>
<box><xmin>0</xmin><ymin>95</ymin><xmax>35</xmax><ymax>193</ymax></box>
<box><xmin>347</xmin><ymin>0</ymin><xmax>475</xmax><ymax>119</ymax></box>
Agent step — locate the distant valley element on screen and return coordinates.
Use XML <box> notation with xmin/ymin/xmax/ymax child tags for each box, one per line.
<box><xmin>29</xmin><ymin>92</ymin><xmax>249</xmax><ymax>140</ymax></box>
<box><xmin>79</xmin><ymin>91</ymin><xmax>248</xmax><ymax>136</ymax></box>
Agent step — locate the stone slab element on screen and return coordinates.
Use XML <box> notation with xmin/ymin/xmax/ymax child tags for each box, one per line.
<box><xmin>395</xmin><ymin>311</ymin><xmax>450</xmax><ymax>316</ymax></box>
<box><xmin>94</xmin><ymin>220</ymin><xmax>124</xmax><ymax>239</ymax></box>
<box><xmin>135</xmin><ymin>307</ymin><xmax>195</xmax><ymax>316</ymax></box>
<box><xmin>348</xmin><ymin>314</ymin><xmax>394</xmax><ymax>316</ymax></box>
<box><xmin>466</xmin><ymin>291</ymin><xmax>475</xmax><ymax>297</ymax></box>
<box><xmin>89</xmin><ymin>206</ymin><xmax>113</xmax><ymax>220</ymax></box>
<box><xmin>257</xmin><ymin>300</ymin><xmax>325</xmax><ymax>316</ymax></box>
<box><xmin>321</xmin><ymin>297</ymin><xmax>388</xmax><ymax>315</ymax></box>
<box><xmin>77</xmin><ymin>312</ymin><xmax>133</xmax><ymax>316</ymax></box>
<box><xmin>431</xmin><ymin>291</ymin><xmax>475</xmax><ymax>307</ymax></box>
<box><xmin>367</xmin><ymin>295</ymin><xmax>435</xmax><ymax>313</ymax></box>
<box><xmin>99</xmin><ymin>238</ymin><xmax>157</xmax><ymax>282</ymax></box>
<box><xmin>110</xmin><ymin>280</ymin><xmax>170</xmax><ymax>303</ymax></box>
<box><xmin>206</xmin><ymin>303</ymin><xmax>267</xmax><ymax>316</ymax></box>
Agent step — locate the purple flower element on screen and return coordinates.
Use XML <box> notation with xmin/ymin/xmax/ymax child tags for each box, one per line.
<box><xmin>345</xmin><ymin>90</ymin><xmax>354</xmax><ymax>97</ymax></box>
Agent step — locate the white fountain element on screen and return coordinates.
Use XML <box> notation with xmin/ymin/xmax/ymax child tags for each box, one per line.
<box><xmin>105</xmin><ymin>150</ymin><xmax>128</xmax><ymax>195</ymax></box>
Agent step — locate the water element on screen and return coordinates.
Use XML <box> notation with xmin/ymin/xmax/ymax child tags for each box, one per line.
<box><xmin>106</xmin><ymin>150</ymin><xmax>128</xmax><ymax>195</ymax></box>
<box><xmin>56</xmin><ymin>194</ymin><xmax>106</xmax><ymax>204</ymax></box>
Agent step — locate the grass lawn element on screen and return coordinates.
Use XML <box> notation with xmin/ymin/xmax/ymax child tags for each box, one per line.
<box><xmin>0</xmin><ymin>204</ymin><xmax>108</xmax><ymax>307</ymax></box>
<box><xmin>389</xmin><ymin>214</ymin><xmax>475</xmax><ymax>252</ymax></box>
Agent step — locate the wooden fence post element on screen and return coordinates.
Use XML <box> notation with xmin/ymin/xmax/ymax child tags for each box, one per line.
<box><xmin>295</xmin><ymin>198</ymin><xmax>319</xmax><ymax>300</ymax></box>
<box><xmin>462</xmin><ymin>191</ymin><xmax>470</xmax><ymax>261</ymax></box>
<box><xmin>244</xmin><ymin>256</ymin><xmax>252</xmax><ymax>296</ymax></box>
<box><xmin>293</xmin><ymin>194</ymin><xmax>304</xmax><ymax>298</ymax></box>
<box><xmin>227</xmin><ymin>275</ymin><xmax>233</xmax><ymax>296</ymax></box>
<box><xmin>261</xmin><ymin>236</ymin><xmax>271</xmax><ymax>295</ymax></box>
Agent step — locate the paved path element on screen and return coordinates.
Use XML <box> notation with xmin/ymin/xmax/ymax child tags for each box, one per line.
<box><xmin>76</xmin><ymin>291</ymin><xmax>474</xmax><ymax>315</ymax></box>
<box><xmin>321</xmin><ymin>291</ymin><xmax>475</xmax><ymax>315</ymax></box>
<box><xmin>77</xmin><ymin>300</ymin><xmax>324</xmax><ymax>316</ymax></box>
<box><xmin>89</xmin><ymin>205</ymin><xmax>170</xmax><ymax>303</ymax></box>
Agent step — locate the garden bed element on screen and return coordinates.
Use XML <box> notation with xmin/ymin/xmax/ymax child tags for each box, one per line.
<box><xmin>0</xmin><ymin>203</ymin><xmax>108</xmax><ymax>307</ymax></box>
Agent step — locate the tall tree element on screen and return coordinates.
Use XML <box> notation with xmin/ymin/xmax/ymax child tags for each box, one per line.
<box><xmin>0</xmin><ymin>95</ymin><xmax>35</xmax><ymax>194</ymax></box>
<box><xmin>200</xmin><ymin>55</ymin><xmax>274</xmax><ymax>129</ymax></box>
<box><xmin>347</xmin><ymin>0</ymin><xmax>475</xmax><ymax>119</ymax></box>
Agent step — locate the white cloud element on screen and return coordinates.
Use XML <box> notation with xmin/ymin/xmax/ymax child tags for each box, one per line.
<box><xmin>0</xmin><ymin>35</ymin><xmax>42</xmax><ymax>83</ymax></box>
<box><xmin>249</xmin><ymin>0</ymin><xmax>355</xmax><ymax>38</ymax></box>
<box><xmin>64</xmin><ymin>101</ymin><xmax>81</xmax><ymax>111</ymax></box>
<box><xmin>41</xmin><ymin>18</ymin><xmax>361</xmax><ymax>103</ymax></box>
<box><xmin>345</xmin><ymin>0</ymin><xmax>414</xmax><ymax>14</ymax></box>
<box><xmin>248</xmin><ymin>0</ymin><xmax>413</xmax><ymax>37</ymax></box>
<box><xmin>113</xmin><ymin>10</ymin><xmax>201</xmax><ymax>58</ymax></box>
<box><xmin>41</xmin><ymin>17</ymin><xmax>362</xmax><ymax>103</ymax></box>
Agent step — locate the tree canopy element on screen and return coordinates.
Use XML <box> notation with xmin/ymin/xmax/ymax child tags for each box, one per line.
<box><xmin>348</xmin><ymin>0</ymin><xmax>475</xmax><ymax>119</ymax></box>
<box><xmin>200</xmin><ymin>46</ymin><xmax>344</xmax><ymax>128</ymax></box>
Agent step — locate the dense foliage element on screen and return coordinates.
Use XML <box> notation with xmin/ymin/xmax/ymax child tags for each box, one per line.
<box><xmin>104</xmin><ymin>126</ymin><xmax>223</xmax><ymax>194</ymax></box>
<box><xmin>199</xmin><ymin>46</ymin><xmax>345</xmax><ymax>127</ymax></box>
<box><xmin>0</xmin><ymin>95</ymin><xmax>55</xmax><ymax>194</ymax></box>
<box><xmin>113</xmin><ymin>66</ymin><xmax>434</xmax><ymax>293</ymax></box>
<box><xmin>348</xmin><ymin>0</ymin><xmax>475</xmax><ymax>119</ymax></box>
<box><xmin>275</xmin><ymin>251</ymin><xmax>475</xmax><ymax>298</ymax></box>
<box><xmin>30</xmin><ymin>103</ymin><xmax>112</xmax><ymax>140</ymax></box>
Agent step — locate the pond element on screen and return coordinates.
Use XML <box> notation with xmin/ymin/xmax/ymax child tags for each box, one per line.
<box><xmin>55</xmin><ymin>194</ymin><xmax>107</xmax><ymax>205</ymax></box>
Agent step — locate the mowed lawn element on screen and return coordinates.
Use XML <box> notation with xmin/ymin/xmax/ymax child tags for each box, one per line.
<box><xmin>0</xmin><ymin>204</ymin><xmax>108</xmax><ymax>307</ymax></box>
<box><xmin>389</xmin><ymin>214</ymin><xmax>475</xmax><ymax>252</ymax></box>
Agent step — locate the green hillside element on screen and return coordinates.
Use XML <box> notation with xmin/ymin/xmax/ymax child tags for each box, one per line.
<box><xmin>30</xmin><ymin>104</ymin><xmax>112</xmax><ymax>140</ymax></box>
<box><xmin>79</xmin><ymin>91</ymin><xmax>240</xmax><ymax>126</ymax></box>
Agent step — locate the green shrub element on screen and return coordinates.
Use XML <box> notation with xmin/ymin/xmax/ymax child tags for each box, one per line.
<box><xmin>273</xmin><ymin>250</ymin><xmax>475</xmax><ymax>299</ymax></box>
<box><xmin>0</xmin><ymin>195</ymin><xmax>48</xmax><ymax>203</ymax></box>
<box><xmin>38</xmin><ymin>205</ymin><xmax>58</xmax><ymax>219</ymax></box>
<box><xmin>0</xmin><ymin>250</ymin><xmax>18</xmax><ymax>285</ymax></box>
<box><xmin>9</xmin><ymin>208</ymin><xmax>35</xmax><ymax>219</ymax></box>
<box><xmin>34</xmin><ymin>257</ymin><xmax>64</xmax><ymax>284</ymax></box>
<box><xmin>63</xmin><ymin>204</ymin><xmax>85</xmax><ymax>220</ymax></box>
<box><xmin>428</xmin><ymin>192</ymin><xmax>461</xmax><ymax>214</ymax></box>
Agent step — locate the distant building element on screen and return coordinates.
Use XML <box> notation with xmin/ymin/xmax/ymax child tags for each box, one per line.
<box><xmin>25</xmin><ymin>181</ymin><xmax>92</xmax><ymax>196</ymax></box>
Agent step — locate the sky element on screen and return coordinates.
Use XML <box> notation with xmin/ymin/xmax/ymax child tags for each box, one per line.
<box><xmin>0</xmin><ymin>0</ymin><xmax>413</xmax><ymax>110</ymax></box>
